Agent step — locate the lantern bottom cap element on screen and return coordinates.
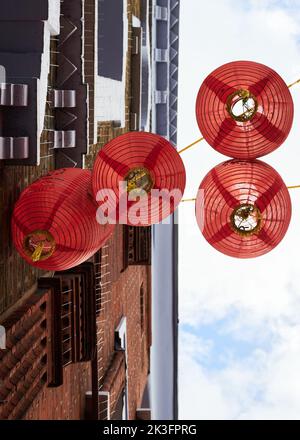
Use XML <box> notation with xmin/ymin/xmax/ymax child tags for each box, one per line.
<box><xmin>124</xmin><ymin>166</ymin><xmax>154</xmax><ymax>194</ymax></box>
<box><xmin>23</xmin><ymin>230</ymin><xmax>56</xmax><ymax>262</ymax></box>
<box><xmin>230</xmin><ymin>203</ymin><xmax>263</xmax><ymax>237</ymax></box>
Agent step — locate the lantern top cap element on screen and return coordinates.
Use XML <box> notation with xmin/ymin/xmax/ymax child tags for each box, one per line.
<box><xmin>226</xmin><ymin>89</ymin><xmax>258</xmax><ymax>122</ymax></box>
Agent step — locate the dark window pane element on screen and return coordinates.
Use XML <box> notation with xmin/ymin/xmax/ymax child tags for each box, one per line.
<box><xmin>98</xmin><ymin>0</ymin><xmax>124</xmax><ymax>81</ymax></box>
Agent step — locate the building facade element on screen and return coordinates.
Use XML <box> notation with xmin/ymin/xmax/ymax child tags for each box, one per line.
<box><xmin>151</xmin><ymin>0</ymin><xmax>180</xmax><ymax>420</ymax></box>
<box><xmin>0</xmin><ymin>0</ymin><xmax>179</xmax><ymax>420</ymax></box>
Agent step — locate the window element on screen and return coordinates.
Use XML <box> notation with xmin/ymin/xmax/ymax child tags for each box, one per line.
<box><xmin>98</xmin><ymin>0</ymin><xmax>124</xmax><ymax>80</ymax></box>
<box><xmin>114</xmin><ymin>317</ymin><xmax>129</xmax><ymax>420</ymax></box>
<box><xmin>96</xmin><ymin>0</ymin><xmax>128</xmax><ymax>126</ymax></box>
<box><xmin>140</xmin><ymin>283</ymin><xmax>145</xmax><ymax>333</ymax></box>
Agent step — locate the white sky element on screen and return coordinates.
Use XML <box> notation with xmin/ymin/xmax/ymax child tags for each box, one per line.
<box><xmin>178</xmin><ymin>0</ymin><xmax>300</xmax><ymax>420</ymax></box>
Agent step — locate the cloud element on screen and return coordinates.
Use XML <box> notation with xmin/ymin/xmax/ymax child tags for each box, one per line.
<box><xmin>178</xmin><ymin>0</ymin><xmax>300</xmax><ymax>420</ymax></box>
<box><xmin>180</xmin><ymin>323</ymin><xmax>300</xmax><ymax>420</ymax></box>
<box><xmin>179</xmin><ymin>351</ymin><xmax>237</xmax><ymax>420</ymax></box>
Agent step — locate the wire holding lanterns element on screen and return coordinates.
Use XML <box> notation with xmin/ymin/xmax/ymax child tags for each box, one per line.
<box><xmin>178</xmin><ymin>137</ymin><xmax>205</xmax><ymax>154</ymax></box>
<box><xmin>288</xmin><ymin>78</ymin><xmax>300</xmax><ymax>88</ymax></box>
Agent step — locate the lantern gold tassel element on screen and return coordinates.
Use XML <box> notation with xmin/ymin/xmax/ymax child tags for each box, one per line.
<box><xmin>31</xmin><ymin>242</ymin><xmax>45</xmax><ymax>262</ymax></box>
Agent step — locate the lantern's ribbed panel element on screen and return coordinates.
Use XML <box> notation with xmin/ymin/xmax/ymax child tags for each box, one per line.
<box><xmin>196</xmin><ymin>61</ymin><xmax>294</xmax><ymax>159</ymax></box>
<box><xmin>196</xmin><ymin>160</ymin><xmax>292</xmax><ymax>258</ymax></box>
<box><xmin>92</xmin><ymin>132</ymin><xmax>186</xmax><ymax>226</ymax></box>
<box><xmin>12</xmin><ymin>168</ymin><xmax>114</xmax><ymax>271</ymax></box>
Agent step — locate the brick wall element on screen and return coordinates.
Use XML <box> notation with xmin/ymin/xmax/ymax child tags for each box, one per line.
<box><xmin>96</xmin><ymin>261</ymin><xmax>151</xmax><ymax>420</ymax></box>
<box><xmin>23</xmin><ymin>362</ymin><xmax>91</xmax><ymax>420</ymax></box>
<box><xmin>0</xmin><ymin>290</ymin><xmax>49</xmax><ymax>419</ymax></box>
<box><xmin>0</xmin><ymin>275</ymin><xmax>94</xmax><ymax>420</ymax></box>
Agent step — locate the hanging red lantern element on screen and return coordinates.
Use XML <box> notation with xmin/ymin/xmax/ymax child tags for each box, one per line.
<box><xmin>92</xmin><ymin>132</ymin><xmax>186</xmax><ymax>226</ymax></box>
<box><xmin>12</xmin><ymin>168</ymin><xmax>114</xmax><ymax>271</ymax></box>
<box><xmin>196</xmin><ymin>159</ymin><xmax>292</xmax><ymax>258</ymax></box>
<box><xmin>196</xmin><ymin>61</ymin><xmax>294</xmax><ymax>159</ymax></box>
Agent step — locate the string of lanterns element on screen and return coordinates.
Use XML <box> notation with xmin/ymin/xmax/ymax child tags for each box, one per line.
<box><xmin>189</xmin><ymin>60</ymin><xmax>297</xmax><ymax>258</ymax></box>
<box><xmin>11</xmin><ymin>60</ymin><xmax>300</xmax><ymax>269</ymax></box>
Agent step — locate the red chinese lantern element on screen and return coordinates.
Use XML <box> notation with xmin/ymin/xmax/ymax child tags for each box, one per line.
<box><xmin>196</xmin><ymin>61</ymin><xmax>294</xmax><ymax>159</ymax></box>
<box><xmin>196</xmin><ymin>159</ymin><xmax>291</xmax><ymax>258</ymax></box>
<box><xmin>12</xmin><ymin>168</ymin><xmax>114</xmax><ymax>271</ymax></box>
<box><xmin>92</xmin><ymin>132</ymin><xmax>186</xmax><ymax>226</ymax></box>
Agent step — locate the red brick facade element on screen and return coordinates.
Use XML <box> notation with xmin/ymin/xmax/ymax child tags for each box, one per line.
<box><xmin>23</xmin><ymin>363</ymin><xmax>91</xmax><ymax>420</ymax></box>
<box><xmin>95</xmin><ymin>230</ymin><xmax>151</xmax><ymax>419</ymax></box>
<box><xmin>1</xmin><ymin>231</ymin><xmax>151</xmax><ymax>420</ymax></box>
